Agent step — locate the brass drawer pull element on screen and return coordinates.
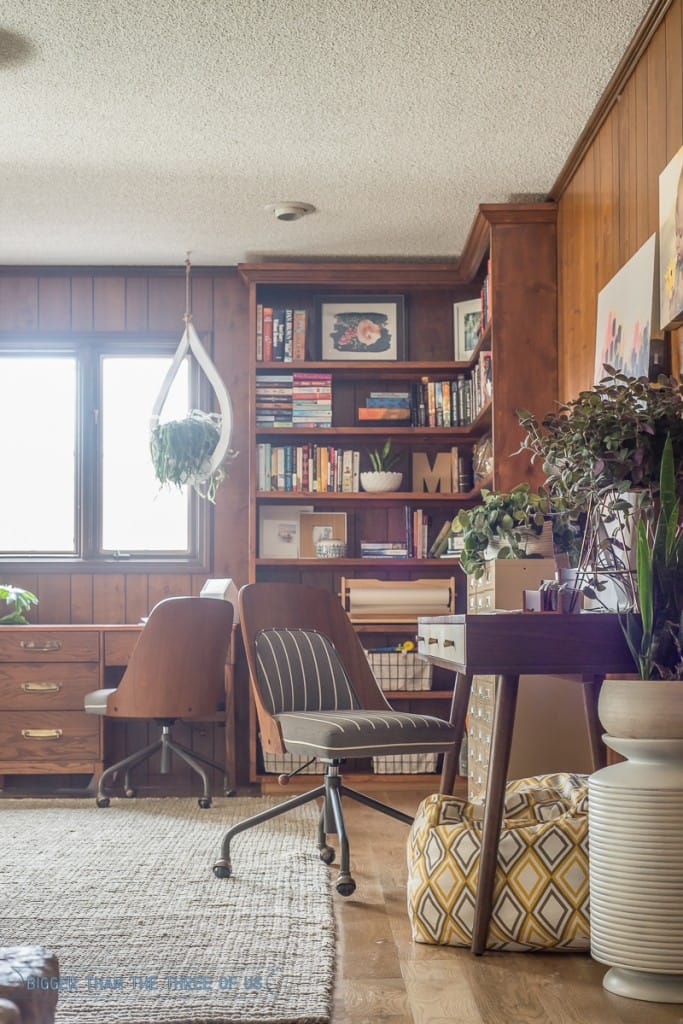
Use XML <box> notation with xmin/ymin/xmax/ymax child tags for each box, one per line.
<box><xmin>415</xmin><ymin>635</ymin><xmax>425</xmax><ymax>642</ymax></box>
<box><xmin>443</xmin><ymin>638</ymin><xmax>455</xmax><ymax>648</ymax></box>
<box><xmin>428</xmin><ymin>637</ymin><xmax>439</xmax><ymax>645</ymax></box>
<box><xmin>22</xmin><ymin>729</ymin><xmax>63</xmax><ymax>740</ymax></box>
<box><xmin>21</xmin><ymin>681</ymin><xmax>62</xmax><ymax>693</ymax></box>
<box><xmin>19</xmin><ymin>639</ymin><xmax>63</xmax><ymax>652</ymax></box>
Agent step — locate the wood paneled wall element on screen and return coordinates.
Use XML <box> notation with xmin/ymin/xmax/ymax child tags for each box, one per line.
<box><xmin>557</xmin><ymin>0</ymin><xmax>683</xmax><ymax>401</ymax></box>
<box><xmin>0</xmin><ymin>269</ymin><xmax>250</xmax><ymax>625</ymax></box>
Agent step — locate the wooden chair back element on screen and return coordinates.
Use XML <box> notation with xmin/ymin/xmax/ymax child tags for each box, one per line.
<box><xmin>238</xmin><ymin>582</ymin><xmax>391</xmax><ymax>755</ymax></box>
<box><xmin>106</xmin><ymin>596</ymin><xmax>233</xmax><ymax>720</ymax></box>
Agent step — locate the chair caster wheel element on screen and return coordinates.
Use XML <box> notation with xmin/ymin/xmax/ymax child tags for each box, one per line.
<box><xmin>124</xmin><ymin>788</ymin><xmax>136</xmax><ymax>798</ymax></box>
<box><xmin>96</xmin><ymin>797</ymin><xmax>110</xmax><ymax>808</ymax></box>
<box><xmin>224</xmin><ymin>788</ymin><xmax>236</xmax><ymax>798</ymax></box>
<box><xmin>319</xmin><ymin>845</ymin><xmax>335</xmax><ymax>864</ymax></box>
<box><xmin>198</xmin><ymin>798</ymin><xmax>212</xmax><ymax>809</ymax></box>
<box><xmin>213</xmin><ymin>859</ymin><xmax>232</xmax><ymax>879</ymax></box>
<box><xmin>336</xmin><ymin>874</ymin><xmax>356</xmax><ymax>897</ymax></box>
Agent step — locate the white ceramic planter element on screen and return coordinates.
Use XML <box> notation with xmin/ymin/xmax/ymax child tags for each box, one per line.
<box><xmin>360</xmin><ymin>471</ymin><xmax>402</xmax><ymax>493</ymax></box>
<box><xmin>589</xmin><ymin>678</ymin><xmax>683</xmax><ymax>1004</ymax></box>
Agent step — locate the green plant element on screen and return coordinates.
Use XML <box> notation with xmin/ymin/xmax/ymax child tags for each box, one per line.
<box><xmin>150</xmin><ymin>410</ymin><xmax>235</xmax><ymax>503</ymax></box>
<box><xmin>622</xmin><ymin>435</ymin><xmax>683</xmax><ymax>680</ymax></box>
<box><xmin>368</xmin><ymin>439</ymin><xmax>401</xmax><ymax>473</ymax></box>
<box><xmin>450</xmin><ymin>483</ymin><xmax>555</xmax><ymax>579</ymax></box>
<box><xmin>0</xmin><ymin>585</ymin><xmax>38</xmax><ymax>624</ymax></box>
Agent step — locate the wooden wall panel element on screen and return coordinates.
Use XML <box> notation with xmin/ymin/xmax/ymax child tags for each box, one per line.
<box><xmin>0</xmin><ymin>267</ymin><xmax>250</xmax><ymax>628</ymax></box>
<box><xmin>558</xmin><ymin>0</ymin><xmax>683</xmax><ymax>399</ymax></box>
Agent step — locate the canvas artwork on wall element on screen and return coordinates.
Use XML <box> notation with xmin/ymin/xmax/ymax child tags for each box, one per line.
<box><xmin>594</xmin><ymin>234</ymin><xmax>657</xmax><ymax>383</ymax></box>
<box><xmin>659</xmin><ymin>144</ymin><xmax>683</xmax><ymax>331</ymax></box>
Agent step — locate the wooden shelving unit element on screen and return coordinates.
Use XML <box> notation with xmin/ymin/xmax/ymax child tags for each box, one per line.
<box><xmin>239</xmin><ymin>204</ymin><xmax>558</xmax><ymax>788</ymax></box>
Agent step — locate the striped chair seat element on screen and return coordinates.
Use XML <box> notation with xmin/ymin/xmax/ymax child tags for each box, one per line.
<box><xmin>276</xmin><ymin>708</ymin><xmax>457</xmax><ymax>759</ymax></box>
<box><xmin>255</xmin><ymin>626</ymin><xmax>458</xmax><ymax>759</ymax></box>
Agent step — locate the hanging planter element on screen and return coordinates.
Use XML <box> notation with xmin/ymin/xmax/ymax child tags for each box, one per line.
<box><xmin>149</xmin><ymin>257</ymin><xmax>235</xmax><ymax>503</ymax></box>
<box><xmin>150</xmin><ymin>409</ymin><xmax>231</xmax><ymax>503</ymax></box>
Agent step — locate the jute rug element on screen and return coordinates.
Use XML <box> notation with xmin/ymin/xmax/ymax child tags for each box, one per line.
<box><xmin>0</xmin><ymin>797</ymin><xmax>335</xmax><ymax>1024</ymax></box>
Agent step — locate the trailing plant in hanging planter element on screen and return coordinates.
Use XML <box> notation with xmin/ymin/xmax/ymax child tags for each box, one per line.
<box><xmin>150</xmin><ymin>410</ymin><xmax>235</xmax><ymax>503</ymax></box>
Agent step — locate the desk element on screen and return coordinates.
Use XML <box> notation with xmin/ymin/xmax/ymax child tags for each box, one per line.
<box><xmin>0</xmin><ymin>624</ymin><xmax>236</xmax><ymax>791</ymax></box>
<box><xmin>417</xmin><ymin>612</ymin><xmax>633</xmax><ymax>955</ymax></box>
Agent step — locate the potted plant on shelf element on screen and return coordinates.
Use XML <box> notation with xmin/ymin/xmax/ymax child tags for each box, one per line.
<box><xmin>0</xmin><ymin>584</ymin><xmax>38</xmax><ymax>624</ymax></box>
<box><xmin>150</xmin><ymin>410</ymin><xmax>236</xmax><ymax>503</ymax></box>
<box><xmin>516</xmin><ymin>368</ymin><xmax>683</xmax><ymax>609</ymax></box>
<box><xmin>448</xmin><ymin>483</ymin><xmax>571</xmax><ymax>579</ymax></box>
<box><xmin>360</xmin><ymin>439</ymin><xmax>403</xmax><ymax>493</ymax></box>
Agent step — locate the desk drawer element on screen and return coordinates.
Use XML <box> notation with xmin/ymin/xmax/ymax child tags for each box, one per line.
<box><xmin>0</xmin><ymin>711</ymin><xmax>100</xmax><ymax>762</ymax></box>
<box><xmin>0</xmin><ymin>663</ymin><xmax>100</xmax><ymax>710</ymax></box>
<box><xmin>417</xmin><ymin>622</ymin><xmax>465</xmax><ymax>666</ymax></box>
<box><xmin>0</xmin><ymin>630</ymin><xmax>99</xmax><ymax>663</ymax></box>
<box><xmin>104</xmin><ymin>630</ymin><xmax>140</xmax><ymax>667</ymax></box>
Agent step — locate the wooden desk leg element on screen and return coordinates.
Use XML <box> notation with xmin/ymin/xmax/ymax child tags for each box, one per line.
<box><xmin>440</xmin><ymin>671</ymin><xmax>472</xmax><ymax>796</ymax></box>
<box><xmin>582</xmin><ymin>674</ymin><xmax>606</xmax><ymax>770</ymax></box>
<box><xmin>471</xmin><ymin>672</ymin><xmax>519</xmax><ymax>956</ymax></box>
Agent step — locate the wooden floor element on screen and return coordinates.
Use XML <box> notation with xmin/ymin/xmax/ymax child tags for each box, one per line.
<box><xmin>330</xmin><ymin>784</ymin><xmax>683</xmax><ymax>1024</ymax></box>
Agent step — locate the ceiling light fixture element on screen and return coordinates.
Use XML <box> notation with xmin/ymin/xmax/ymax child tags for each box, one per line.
<box><xmin>265</xmin><ymin>201</ymin><xmax>316</xmax><ymax>222</ymax></box>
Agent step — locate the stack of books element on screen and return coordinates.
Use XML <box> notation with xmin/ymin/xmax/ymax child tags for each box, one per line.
<box><xmin>357</xmin><ymin>391</ymin><xmax>411</xmax><ymax>423</ymax></box>
<box><xmin>255</xmin><ymin>373</ymin><xmax>293</xmax><ymax>428</ymax></box>
<box><xmin>360</xmin><ymin>541</ymin><xmax>409</xmax><ymax>558</ymax></box>
<box><xmin>292</xmin><ymin>372</ymin><xmax>332</xmax><ymax>427</ymax></box>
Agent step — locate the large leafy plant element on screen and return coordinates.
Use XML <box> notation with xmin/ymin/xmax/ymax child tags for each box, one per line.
<box><xmin>0</xmin><ymin>585</ymin><xmax>38</xmax><ymax>625</ymax></box>
<box><xmin>622</xmin><ymin>436</ymin><xmax>683</xmax><ymax>680</ymax></box>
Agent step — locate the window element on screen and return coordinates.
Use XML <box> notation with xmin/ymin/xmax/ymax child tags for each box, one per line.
<box><xmin>0</xmin><ymin>337</ymin><xmax>210</xmax><ymax>568</ymax></box>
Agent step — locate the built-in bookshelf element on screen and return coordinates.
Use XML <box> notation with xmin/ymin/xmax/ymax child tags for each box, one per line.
<box><xmin>239</xmin><ymin>204</ymin><xmax>558</xmax><ymax>786</ymax></box>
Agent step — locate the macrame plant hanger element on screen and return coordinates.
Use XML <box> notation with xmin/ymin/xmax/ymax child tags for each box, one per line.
<box><xmin>150</xmin><ymin>255</ymin><xmax>233</xmax><ymax>499</ymax></box>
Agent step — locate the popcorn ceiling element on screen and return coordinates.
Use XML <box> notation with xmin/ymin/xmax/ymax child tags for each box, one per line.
<box><xmin>0</xmin><ymin>0</ymin><xmax>650</xmax><ymax>265</ymax></box>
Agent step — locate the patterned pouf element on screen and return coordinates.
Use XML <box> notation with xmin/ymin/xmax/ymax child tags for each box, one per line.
<box><xmin>407</xmin><ymin>773</ymin><xmax>590</xmax><ymax>951</ymax></box>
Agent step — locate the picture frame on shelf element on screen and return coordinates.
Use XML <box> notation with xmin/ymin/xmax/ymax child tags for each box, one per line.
<box><xmin>594</xmin><ymin>233</ymin><xmax>657</xmax><ymax>382</ymax></box>
<box><xmin>258</xmin><ymin>504</ymin><xmax>314</xmax><ymax>558</ymax></box>
<box><xmin>299</xmin><ymin>511</ymin><xmax>348</xmax><ymax>558</ymax></box>
<box><xmin>658</xmin><ymin>144</ymin><xmax>683</xmax><ymax>331</ymax></box>
<box><xmin>454</xmin><ymin>299</ymin><xmax>482</xmax><ymax>361</ymax></box>
<box><xmin>316</xmin><ymin>295</ymin><xmax>405</xmax><ymax>361</ymax></box>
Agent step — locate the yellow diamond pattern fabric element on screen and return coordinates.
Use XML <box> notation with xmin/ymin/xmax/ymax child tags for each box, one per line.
<box><xmin>407</xmin><ymin>773</ymin><xmax>589</xmax><ymax>951</ymax></box>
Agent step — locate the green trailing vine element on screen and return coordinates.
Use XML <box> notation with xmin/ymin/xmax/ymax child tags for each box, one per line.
<box><xmin>150</xmin><ymin>410</ymin><xmax>235</xmax><ymax>503</ymax></box>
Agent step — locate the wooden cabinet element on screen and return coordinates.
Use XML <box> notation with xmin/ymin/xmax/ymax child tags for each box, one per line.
<box><xmin>239</xmin><ymin>203</ymin><xmax>558</xmax><ymax>789</ymax></box>
<box><xmin>0</xmin><ymin>627</ymin><xmax>103</xmax><ymax>778</ymax></box>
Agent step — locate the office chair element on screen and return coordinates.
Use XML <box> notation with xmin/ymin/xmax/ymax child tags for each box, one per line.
<box><xmin>212</xmin><ymin>582</ymin><xmax>459</xmax><ymax>895</ymax></box>
<box><xmin>85</xmin><ymin>596</ymin><xmax>234</xmax><ymax>808</ymax></box>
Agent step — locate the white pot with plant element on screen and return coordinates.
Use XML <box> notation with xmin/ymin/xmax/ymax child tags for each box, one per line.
<box><xmin>360</xmin><ymin>440</ymin><xmax>403</xmax><ymax>493</ymax></box>
<box><xmin>587</xmin><ymin>435</ymin><xmax>683</xmax><ymax>1004</ymax></box>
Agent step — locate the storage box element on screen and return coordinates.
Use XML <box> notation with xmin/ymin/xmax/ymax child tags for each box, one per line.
<box><xmin>365</xmin><ymin>651</ymin><xmax>433</xmax><ymax>692</ymax></box>
<box><xmin>372</xmin><ymin>753</ymin><xmax>439</xmax><ymax>774</ymax></box>
<box><xmin>262</xmin><ymin>750</ymin><xmax>324</xmax><ymax>775</ymax></box>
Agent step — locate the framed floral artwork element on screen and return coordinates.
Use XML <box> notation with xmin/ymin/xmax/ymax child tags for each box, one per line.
<box><xmin>316</xmin><ymin>295</ymin><xmax>405</xmax><ymax>360</ymax></box>
<box><xmin>594</xmin><ymin>234</ymin><xmax>657</xmax><ymax>383</ymax></box>
<box><xmin>659</xmin><ymin>145</ymin><xmax>683</xmax><ymax>331</ymax></box>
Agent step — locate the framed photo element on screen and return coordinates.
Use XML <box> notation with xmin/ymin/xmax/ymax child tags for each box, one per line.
<box><xmin>316</xmin><ymin>295</ymin><xmax>405</xmax><ymax>361</ymax></box>
<box><xmin>659</xmin><ymin>144</ymin><xmax>683</xmax><ymax>331</ymax></box>
<box><xmin>594</xmin><ymin>234</ymin><xmax>657</xmax><ymax>382</ymax></box>
<box><xmin>258</xmin><ymin>505</ymin><xmax>314</xmax><ymax>559</ymax></box>
<box><xmin>299</xmin><ymin>512</ymin><xmax>348</xmax><ymax>558</ymax></box>
<box><xmin>454</xmin><ymin>299</ymin><xmax>482</xmax><ymax>361</ymax></box>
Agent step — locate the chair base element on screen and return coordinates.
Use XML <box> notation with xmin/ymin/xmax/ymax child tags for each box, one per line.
<box><xmin>96</xmin><ymin>721</ymin><xmax>232</xmax><ymax>808</ymax></box>
<box><xmin>212</xmin><ymin>761</ymin><xmax>413</xmax><ymax>895</ymax></box>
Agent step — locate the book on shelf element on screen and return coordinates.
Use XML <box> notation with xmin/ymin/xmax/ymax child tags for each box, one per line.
<box><xmin>428</xmin><ymin>518</ymin><xmax>453</xmax><ymax>558</ymax></box>
<box><xmin>357</xmin><ymin>407</ymin><xmax>411</xmax><ymax>421</ymax></box>
<box><xmin>262</xmin><ymin>307</ymin><xmax>274</xmax><ymax>361</ymax></box>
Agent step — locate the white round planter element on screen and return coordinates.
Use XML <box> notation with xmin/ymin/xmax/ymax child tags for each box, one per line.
<box><xmin>589</xmin><ymin>679</ymin><xmax>683</xmax><ymax>1004</ymax></box>
<box><xmin>360</xmin><ymin>471</ymin><xmax>402</xmax><ymax>493</ymax></box>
